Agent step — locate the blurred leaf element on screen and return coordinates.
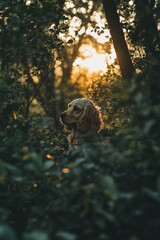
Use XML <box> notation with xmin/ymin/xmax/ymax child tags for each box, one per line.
<box><xmin>119</xmin><ymin>192</ymin><xmax>135</xmax><ymax>200</ymax></box>
<box><xmin>43</xmin><ymin>160</ymin><xmax>55</xmax><ymax>170</ymax></box>
<box><xmin>41</xmin><ymin>117</ymin><xmax>54</xmax><ymax>128</ymax></box>
<box><xmin>23</xmin><ymin>231</ymin><xmax>49</xmax><ymax>240</ymax></box>
<box><xmin>0</xmin><ymin>160</ymin><xmax>22</xmax><ymax>178</ymax></box>
<box><xmin>101</xmin><ymin>175</ymin><xmax>118</xmax><ymax>201</ymax></box>
<box><xmin>96</xmin><ymin>207</ymin><xmax>115</xmax><ymax>223</ymax></box>
<box><xmin>83</xmin><ymin>162</ymin><xmax>95</xmax><ymax>169</ymax></box>
<box><xmin>0</xmin><ymin>208</ymin><xmax>10</xmax><ymax>221</ymax></box>
<box><xmin>143</xmin><ymin>188</ymin><xmax>160</xmax><ymax>201</ymax></box>
<box><xmin>56</xmin><ymin>231</ymin><xmax>77</xmax><ymax>240</ymax></box>
<box><xmin>0</xmin><ymin>225</ymin><xmax>17</xmax><ymax>240</ymax></box>
<box><xmin>143</xmin><ymin>120</ymin><xmax>155</xmax><ymax>134</ymax></box>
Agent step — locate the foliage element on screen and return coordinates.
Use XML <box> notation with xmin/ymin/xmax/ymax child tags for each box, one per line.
<box><xmin>0</xmin><ymin>0</ymin><xmax>108</xmax><ymax>120</ymax></box>
<box><xmin>0</xmin><ymin>0</ymin><xmax>66</xmax><ymax>120</ymax></box>
<box><xmin>85</xmin><ymin>66</ymin><xmax>132</xmax><ymax>133</ymax></box>
<box><xmin>1</xmin><ymin>0</ymin><xmax>160</xmax><ymax>240</ymax></box>
<box><xmin>1</xmin><ymin>70</ymin><xmax>160</xmax><ymax>240</ymax></box>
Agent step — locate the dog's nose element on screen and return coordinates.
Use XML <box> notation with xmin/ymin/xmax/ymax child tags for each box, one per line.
<box><xmin>60</xmin><ymin>112</ymin><xmax>65</xmax><ymax>119</ymax></box>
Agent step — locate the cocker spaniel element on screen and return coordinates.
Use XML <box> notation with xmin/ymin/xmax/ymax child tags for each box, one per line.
<box><xmin>60</xmin><ymin>98</ymin><xmax>103</xmax><ymax>146</ymax></box>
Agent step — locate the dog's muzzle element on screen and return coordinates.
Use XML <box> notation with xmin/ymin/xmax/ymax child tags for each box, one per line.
<box><xmin>60</xmin><ymin>112</ymin><xmax>65</xmax><ymax>122</ymax></box>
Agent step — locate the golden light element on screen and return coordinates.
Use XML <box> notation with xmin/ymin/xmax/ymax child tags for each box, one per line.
<box><xmin>73</xmin><ymin>46</ymin><xmax>107</xmax><ymax>73</ymax></box>
<box><xmin>106</xmin><ymin>47</ymin><xmax>117</xmax><ymax>65</ymax></box>
<box><xmin>58</xmin><ymin>8</ymin><xmax>117</xmax><ymax>74</ymax></box>
<box><xmin>46</xmin><ymin>154</ymin><xmax>54</xmax><ymax>159</ymax></box>
<box><xmin>32</xmin><ymin>76</ymin><xmax>39</xmax><ymax>84</ymax></box>
<box><xmin>62</xmin><ymin>168</ymin><xmax>70</xmax><ymax>174</ymax></box>
<box><xmin>87</xmin><ymin>13</ymin><xmax>110</xmax><ymax>44</ymax></box>
<box><xmin>13</xmin><ymin>111</ymin><xmax>17</xmax><ymax>120</ymax></box>
<box><xmin>26</xmin><ymin>0</ymin><xmax>31</xmax><ymax>6</ymax></box>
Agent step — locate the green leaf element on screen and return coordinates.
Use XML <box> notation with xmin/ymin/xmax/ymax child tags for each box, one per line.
<box><xmin>83</xmin><ymin>162</ymin><xmax>95</xmax><ymax>169</ymax></box>
<box><xmin>143</xmin><ymin>120</ymin><xmax>155</xmax><ymax>134</ymax></box>
<box><xmin>0</xmin><ymin>225</ymin><xmax>17</xmax><ymax>240</ymax></box>
<box><xmin>43</xmin><ymin>160</ymin><xmax>55</xmax><ymax>170</ymax></box>
<box><xmin>101</xmin><ymin>175</ymin><xmax>118</xmax><ymax>201</ymax></box>
<box><xmin>56</xmin><ymin>232</ymin><xmax>77</xmax><ymax>240</ymax></box>
<box><xmin>23</xmin><ymin>231</ymin><xmax>49</xmax><ymax>240</ymax></box>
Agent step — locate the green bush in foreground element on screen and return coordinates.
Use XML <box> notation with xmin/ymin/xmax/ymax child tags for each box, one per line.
<box><xmin>0</xmin><ymin>76</ymin><xmax>160</xmax><ymax>240</ymax></box>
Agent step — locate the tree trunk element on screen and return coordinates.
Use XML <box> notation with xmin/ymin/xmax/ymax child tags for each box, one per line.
<box><xmin>102</xmin><ymin>0</ymin><xmax>134</xmax><ymax>80</ymax></box>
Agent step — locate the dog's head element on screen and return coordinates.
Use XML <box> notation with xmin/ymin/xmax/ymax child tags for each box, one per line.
<box><xmin>60</xmin><ymin>98</ymin><xmax>103</xmax><ymax>133</ymax></box>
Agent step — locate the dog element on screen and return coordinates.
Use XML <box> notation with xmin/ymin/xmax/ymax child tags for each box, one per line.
<box><xmin>60</xmin><ymin>98</ymin><xmax>103</xmax><ymax>148</ymax></box>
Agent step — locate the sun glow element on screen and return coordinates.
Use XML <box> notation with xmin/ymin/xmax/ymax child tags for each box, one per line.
<box><xmin>73</xmin><ymin>45</ymin><xmax>116</xmax><ymax>73</ymax></box>
<box><xmin>73</xmin><ymin>46</ymin><xmax>107</xmax><ymax>73</ymax></box>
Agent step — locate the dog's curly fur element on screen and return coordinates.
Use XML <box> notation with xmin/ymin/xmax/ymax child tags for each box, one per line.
<box><xmin>60</xmin><ymin>98</ymin><xmax>103</xmax><ymax>145</ymax></box>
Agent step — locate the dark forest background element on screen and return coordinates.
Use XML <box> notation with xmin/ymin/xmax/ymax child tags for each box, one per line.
<box><xmin>0</xmin><ymin>0</ymin><xmax>160</xmax><ymax>239</ymax></box>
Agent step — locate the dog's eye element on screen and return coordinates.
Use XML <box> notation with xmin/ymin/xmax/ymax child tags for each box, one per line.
<box><xmin>73</xmin><ymin>106</ymin><xmax>80</xmax><ymax>111</ymax></box>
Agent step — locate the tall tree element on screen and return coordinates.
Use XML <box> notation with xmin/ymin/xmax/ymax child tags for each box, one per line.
<box><xmin>102</xmin><ymin>0</ymin><xmax>134</xmax><ymax>80</ymax></box>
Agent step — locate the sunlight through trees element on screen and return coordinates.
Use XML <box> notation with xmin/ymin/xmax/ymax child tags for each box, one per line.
<box><xmin>1</xmin><ymin>0</ymin><xmax>160</xmax><ymax>239</ymax></box>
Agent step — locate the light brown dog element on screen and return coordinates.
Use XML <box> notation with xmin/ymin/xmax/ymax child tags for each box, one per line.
<box><xmin>60</xmin><ymin>98</ymin><xmax>103</xmax><ymax>146</ymax></box>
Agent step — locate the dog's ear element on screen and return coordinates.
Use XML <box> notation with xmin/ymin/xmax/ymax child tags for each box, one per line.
<box><xmin>77</xmin><ymin>103</ymin><xmax>103</xmax><ymax>133</ymax></box>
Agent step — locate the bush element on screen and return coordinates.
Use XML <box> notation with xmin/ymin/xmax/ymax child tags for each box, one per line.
<box><xmin>1</xmin><ymin>74</ymin><xmax>160</xmax><ymax>240</ymax></box>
